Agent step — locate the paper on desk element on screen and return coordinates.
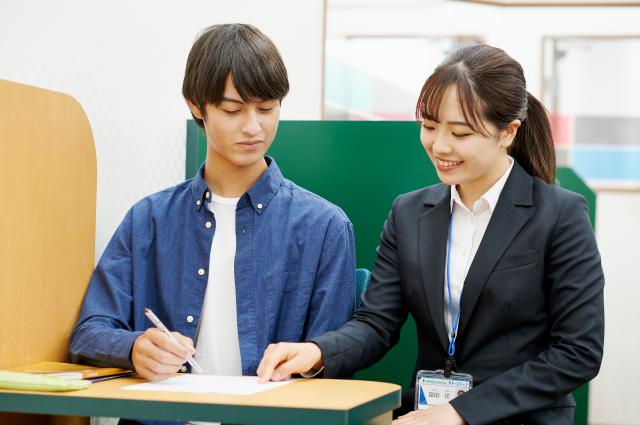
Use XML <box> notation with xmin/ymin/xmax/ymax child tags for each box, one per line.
<box><xmin>123</xmin><ymin>375</ymin><xmax>294</xmax><ymax>395</ymax></box>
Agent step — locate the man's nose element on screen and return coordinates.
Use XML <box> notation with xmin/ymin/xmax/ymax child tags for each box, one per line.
<box><xmin>242</xmin><ymin>110</ymin><xmax>261</xmax><ymax>136</ymax></box>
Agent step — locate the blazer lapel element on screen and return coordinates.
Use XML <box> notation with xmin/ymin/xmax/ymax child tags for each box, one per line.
<box><xmin>457</xmin><ymin>163</ymin><xmax>534</xmax><ymax>336</ymax></box>
<box><xmin>418</xmin><ymin>184</ymin><xmax>451</xmax><ymax>352</ymax></box>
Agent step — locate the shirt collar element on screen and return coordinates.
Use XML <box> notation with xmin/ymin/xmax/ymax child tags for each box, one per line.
<box><xmin>190</xmin><ymin>156</ymin><xmax>284</xmax><ymax>214</ymax></box>
<box><xmin>450</xmin><ymin>156</ymin><xmax>515</xmax><ymax>213</ymax></box>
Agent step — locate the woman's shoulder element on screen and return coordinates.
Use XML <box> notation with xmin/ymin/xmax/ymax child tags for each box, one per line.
<box><xmin>393</xmin><ymin>183</ymin><xmax>448</xmax><ymax>211</ymax></box>
<box><xmin>532</xmin><ymin>176</ymin><xmax>587</xmax><ymax>211</ymax></box>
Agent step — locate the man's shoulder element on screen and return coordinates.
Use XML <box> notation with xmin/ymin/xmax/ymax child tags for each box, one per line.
<box><xmin>278</xmin><ymin>178</ymin><xmax>351</xmax><ymax>224</ymax></box>
<box><xmin>129</xmin><ymin>179</ymin><xmax>194</xmax><ymax>216</ymax></box>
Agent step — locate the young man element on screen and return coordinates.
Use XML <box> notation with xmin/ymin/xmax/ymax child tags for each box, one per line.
<box><xmin>70</xmin><ymin>24</ymin><xmax>355</xmax><ymax>393</ymax></box>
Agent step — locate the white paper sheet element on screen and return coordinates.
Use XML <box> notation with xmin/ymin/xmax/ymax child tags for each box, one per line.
<box><xmin>122</xmin><ymin>375</ymin><xmax>294</xmax><ymax>395</ymax></box>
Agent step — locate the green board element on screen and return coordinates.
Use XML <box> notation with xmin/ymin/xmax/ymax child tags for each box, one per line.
<box><xmin>186</xmin><ymin>120</ymin><xmax>596</xmax><ymax>424</ymax></box>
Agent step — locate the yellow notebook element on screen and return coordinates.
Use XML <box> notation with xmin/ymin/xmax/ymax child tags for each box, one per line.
<box><xmin>10</xmin><ymin>361</ymin><xmax>135</xmax><ymax>382</ymax></box>
<box><xmin>0</xmin><ymin>370</ymin><xmax>90</xmax><ymax>392</ymax></box>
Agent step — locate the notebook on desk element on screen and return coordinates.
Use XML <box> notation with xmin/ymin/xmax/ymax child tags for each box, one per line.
<box><xmin>0</xmin><ymin>370</ymin><xmax>91</xmax><ymax>392</ymax></box>
<box><xmin>10</xmin><ymin>361</ymin><xmax>135</xmax><ymax>382</ymax></box>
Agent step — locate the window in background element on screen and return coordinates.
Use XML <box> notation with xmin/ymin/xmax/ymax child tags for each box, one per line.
<box><xmin>542</xmin><ymin>36</ymin><xmax>640</xmax><ymax>188</ymax></box>
<box><xmin>324</xmin><ymin>35</ymin><xmax>482</xmax><ymax>120</ymax></box>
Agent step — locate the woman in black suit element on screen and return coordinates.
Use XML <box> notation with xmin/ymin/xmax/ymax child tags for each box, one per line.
<box><xmin>257</xmin><ymin>44</ymin><xmax>604</xmax><ymax>425</ymax></box>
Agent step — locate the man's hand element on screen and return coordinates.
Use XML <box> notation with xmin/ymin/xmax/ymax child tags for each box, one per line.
<box><xmin>257</xmin><ymin>342</ymin><xmax>323</xmax><ymax>383</ymax></box>
<box><xmin>392</xmin><ymin>403</ymin><xmax>466</xmax><ymax>425</ymax></box>
<box><xmin>132</xmin><ymin>328</ymin><xmax>196</xmax><ymax>381</ymax></box>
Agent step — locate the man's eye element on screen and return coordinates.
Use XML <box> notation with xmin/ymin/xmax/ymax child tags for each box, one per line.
<box><xmin>259</xmin><ymin>107</ymin><xmax>274</xmax><ymax>112</ymax></box>
<box><xmin>224</xmin><ymin>110</ymin><xmax>240</xmax><ymax>115</ymax></box>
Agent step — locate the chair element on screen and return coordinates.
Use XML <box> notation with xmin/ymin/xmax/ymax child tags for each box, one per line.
<box><xmin>354</xmin><ymin>268</ymin><xmax>371</xmax><ymax>311</ymax></box>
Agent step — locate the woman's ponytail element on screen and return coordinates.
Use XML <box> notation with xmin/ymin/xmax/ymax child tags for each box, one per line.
<box><xmin>508</xmin><ymin>92</ymin><xmax>556</xmax><ymax>184</ymax></box>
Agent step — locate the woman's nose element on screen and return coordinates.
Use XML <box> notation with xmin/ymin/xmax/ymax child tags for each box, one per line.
<box><xmin>431</xmin><ymin>134</ymin><xmax>452</xmax><ymax>155</ymax></box>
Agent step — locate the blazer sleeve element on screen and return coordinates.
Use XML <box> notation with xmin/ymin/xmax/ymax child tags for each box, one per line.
<box><xmin>451</xmin><ymin>192</ymin><xmax>605</xmax><ymax>425</ymax></box>
<box><xmin>309</xmin><ymin>196</ymin><xmax>409</xmax><ymax>378</ymax></box>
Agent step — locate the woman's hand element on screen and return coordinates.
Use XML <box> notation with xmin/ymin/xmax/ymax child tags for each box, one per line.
<box><xmin>392</xmin><ymin>404</ymin><xmax>466</xmax><ymax>425</ymax></box>
<box><xmin>257</xmin><ymin>342</ymin><xmax>323</xmax><ymax>383</ymax></box>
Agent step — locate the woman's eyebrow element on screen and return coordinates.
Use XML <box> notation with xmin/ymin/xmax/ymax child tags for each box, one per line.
<box><xmin>447</xmin><ymin>120</ymin><xmax>472</xmax><ymax>127</ymax></box>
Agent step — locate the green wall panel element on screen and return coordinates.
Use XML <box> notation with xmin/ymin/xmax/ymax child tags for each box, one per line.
<box><xmin>186</xmin><ymin>120</ymin><xmax>596</xmax><ymax>425</ymax></box>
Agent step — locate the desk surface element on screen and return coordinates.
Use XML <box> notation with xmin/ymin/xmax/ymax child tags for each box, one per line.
<box><xmin>0</xmin><ymin>377</ymin><xmax>401</xmax><ymax>424</ymax></box>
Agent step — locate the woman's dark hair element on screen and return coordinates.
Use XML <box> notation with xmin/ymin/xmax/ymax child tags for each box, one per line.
<box><xmin>416</xmin><ymin>44</ymin><xmax>556</xmax><ymax>184</ymax></box>
<box><xmin>182</xmin><ymin>23</ymin><xmax>289</xmax><ymax>128</ymax></box>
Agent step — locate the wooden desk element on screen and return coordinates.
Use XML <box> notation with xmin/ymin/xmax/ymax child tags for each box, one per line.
<box><xmin>0</xmin><ymin>377</ymin><xmax>401</xmax><ymax>424</ymax></box>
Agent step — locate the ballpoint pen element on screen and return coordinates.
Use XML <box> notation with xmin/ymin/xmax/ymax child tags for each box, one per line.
<box><xmin>144</xmin><ymin>307</ymin><xmax>205</xmax><ymax>374</ymax></box>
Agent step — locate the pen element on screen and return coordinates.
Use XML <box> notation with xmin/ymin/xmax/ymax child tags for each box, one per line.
<box><xmin>143</xmin><ymin>307</ymin><xmax>205</xmax><ymax>374</ymax></box>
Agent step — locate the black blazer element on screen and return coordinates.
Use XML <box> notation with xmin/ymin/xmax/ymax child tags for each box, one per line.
<box><xmin>311</xmin><ymin>162</ymin><xmax>604</xmax><ymax>425</ymax></box>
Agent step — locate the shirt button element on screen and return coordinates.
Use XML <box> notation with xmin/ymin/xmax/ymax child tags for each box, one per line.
<box><xmin>186</xmin><ymin>315</ymin><xmax>194</xmax><ymax>323</ymax></box>
<box><xmin>257</xmin><ymin>203</ymin><xmax>263</xmax><ymax>209</ymax></box>
<box><xmin>205</xmin><ymin>221</ymin><xmax>212</xmax><ymax>229</ymax></box>
<box><xmin>180</xmin><ymin>365</ymin><xmax>187</xmax><ymax>373</ymax></box>
<box><xmin>205</xmin><ymin>192</ymin><xmax>210</xmax><ymax>199</ymax></box>
<box><xmin>197</xmin><ymin>268</ymin><xmax>205</xmax><ymax>276</ymax></box>
<box><xmin>196</xmin><ymin>200</ymin><xmax>201</xmax><ymax>206</ymax></box>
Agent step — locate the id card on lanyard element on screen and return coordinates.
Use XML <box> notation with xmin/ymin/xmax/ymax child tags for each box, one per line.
<box><xmin>415</xmin><ymin>369</ymin><xmax>472</xmax><ymax>409</ymax></box>
<box><xmin>415</xmin><ymin>211</ymin><xmax>474</xmax><ymax>410</ymax></box>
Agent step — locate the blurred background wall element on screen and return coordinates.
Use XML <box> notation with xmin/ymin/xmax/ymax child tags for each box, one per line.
<box><xmin>1</xmin><ymin>1</ymin><xmax>638</xmax><ymax>424</ymax></box>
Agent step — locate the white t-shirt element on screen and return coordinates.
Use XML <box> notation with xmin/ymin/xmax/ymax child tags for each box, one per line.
<box><xmin>190</xmin><ymin>193</ymin><xmax>242</xmax><ymax>425</ymax></box>
<box><xmin>195</xmin><ymin>193</ymin><xmax>243</xmax><ymax>376</ymax></box>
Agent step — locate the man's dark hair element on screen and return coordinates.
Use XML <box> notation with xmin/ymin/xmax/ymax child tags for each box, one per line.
<box><xmin>182</xmin><ymin>23</ymin><xmax>290</xmax><ymax>128</ymax></box>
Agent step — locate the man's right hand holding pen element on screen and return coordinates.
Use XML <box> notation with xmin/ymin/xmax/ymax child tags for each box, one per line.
<box><xmin>132</xmin><ymin>328</ymin><xmax>197</xmax><ymax>382</ymax></box>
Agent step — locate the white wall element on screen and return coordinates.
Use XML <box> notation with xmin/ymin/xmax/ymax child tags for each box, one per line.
<box><xmin>327</xmin><ymin>1</ymin><xmax>640</xmax><ymax>106</ymax></box>
<box><xmin>592</xmin><ymin>191</ymin><xmax>640</xmax><ymax>425</ymax></box>
<box><xmin>555</xmin><ymin>40</ymin><xmax>640</xmax><ymax>117</ymax></box>
<box><xmin>0</xmin><ymin>0</ymin><xmax>325</xmax><ymax>260</ymax></box>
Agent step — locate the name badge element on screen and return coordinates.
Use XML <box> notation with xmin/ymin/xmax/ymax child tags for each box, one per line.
<box><xmin>415</xmin><ymin>369</ymin><xmax>473</xmax><ymax>410</ymax></box>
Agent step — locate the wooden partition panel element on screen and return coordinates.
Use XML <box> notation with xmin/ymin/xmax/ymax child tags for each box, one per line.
<box><xmin>0</xmin><ymin>80</ymin><xmax>96</xmax><ymax>424</ymax></box>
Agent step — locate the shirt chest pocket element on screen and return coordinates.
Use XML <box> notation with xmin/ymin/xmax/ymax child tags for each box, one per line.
<box><xmin>493</xmin><ymin>248</ymin><xmax>538</xmax><ymax>273</ymax></box>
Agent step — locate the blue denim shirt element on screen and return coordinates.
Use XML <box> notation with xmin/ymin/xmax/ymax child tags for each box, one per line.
<box><xmin>70</xmin><ymin>157</ymin><xmax>355</xmax><ymax>378</ymax></box>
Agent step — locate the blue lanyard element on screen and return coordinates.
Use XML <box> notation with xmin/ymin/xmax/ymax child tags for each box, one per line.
<box><xmin>446</xmin><ymin>211</ymin><xmax>463</xmax><ymax>358</ymax></box>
